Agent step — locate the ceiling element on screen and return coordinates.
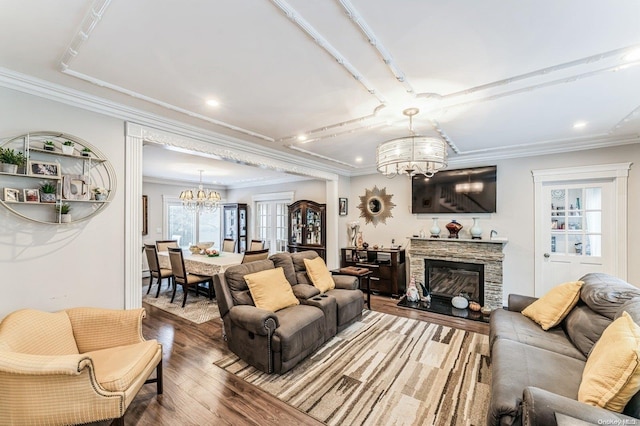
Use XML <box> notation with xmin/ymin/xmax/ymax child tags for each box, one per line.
<box><xmin>1</xmin><ymin>0</ymin><xmax>640</xmax><ymax>186</ymax></box>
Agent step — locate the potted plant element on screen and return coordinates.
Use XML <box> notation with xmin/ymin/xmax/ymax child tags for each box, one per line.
<box><xmin>40</xmin><ymin>182</ymin><xmax>57</xmax><ymax>203</ymax></box>
<box><xmin>93</xmin><ymin>187</ymin><xmax>109</xmax><ymax>201</ymax></box>
<box><xmin>81</xmin><ymin>147</ymin><xmax>91</xmax><ymax>157</ymax></box>
<box><xmin>0</xmin><ymin>147</ymin><xmax>26</xmax><ymax>174</ymax></box>
<box><xmin>56</xmin><ymin>203</ymin><xmax>72</xmax><ymax>223</ymax></box>
<box><xmin>61</xmin><ymin>140</ymin><xmax>75</xmax><ymax>155</ymax></box>
<box><xmin>43</xmin><ymin>140</ymin><xmax>55</xmax><ymax>151</ymax></box>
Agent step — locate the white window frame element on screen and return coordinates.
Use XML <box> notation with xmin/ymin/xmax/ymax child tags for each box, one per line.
<box><xmin>252</xmin><ymin>192</ymin><xmax>294</xmax><ymax>254</ymax></box>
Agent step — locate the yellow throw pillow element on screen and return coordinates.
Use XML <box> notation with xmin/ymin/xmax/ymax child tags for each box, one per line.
<box><xmin>578</xmin><ymin>311</ymin><xmax>640</xmax><ymax>412</ymax></box>
<box><xmin>522</xmin><ymin>281</ymin><xmax>583</xmax><ymax>330</ymax></box>
<box><xmin>244</xmin><ymin>267</ymin><xmax>299</xmax><ymax>312</ymax></box>
<box><xmin>303</xmin><ymin>256</ymin><xmax>335</xmax><ymax>293</ymax></box>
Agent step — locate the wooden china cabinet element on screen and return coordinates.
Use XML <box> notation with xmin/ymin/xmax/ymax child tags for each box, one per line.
<box><xmin>287</xmin><ymin>199</ymin><xmax>326</xmax><ymax>260</ymax></box>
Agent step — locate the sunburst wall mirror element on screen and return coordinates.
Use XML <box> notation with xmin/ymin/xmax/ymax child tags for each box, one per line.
<box><xmin>358</xmin><ymin>186</ymin><xmax>395</xmax><ymax>227</ymax></box>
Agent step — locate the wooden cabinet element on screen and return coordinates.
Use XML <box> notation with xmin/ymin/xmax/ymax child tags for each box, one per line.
<box><xmin>287</xmin><ymin>200</ymin><xmax>326</xmax><ymax>260</ymax></box>
<box><xmin>340</xmin><ymin>248</ymin><xmax>406</xmax><ymax>297</ymax></box>
<box><xmin>223</xmin><ymin>203</ymin><xmax>247</xmax><ymax>253</ymax></box>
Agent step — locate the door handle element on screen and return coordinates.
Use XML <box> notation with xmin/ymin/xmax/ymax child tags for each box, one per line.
<box><xmin>544</xmin><ymin>253</ymin><xmax>551</xmax><ymax>258</ymax></box>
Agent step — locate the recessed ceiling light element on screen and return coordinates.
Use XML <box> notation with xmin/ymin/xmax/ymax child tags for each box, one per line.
<box><xmin>622</xmin><ymin>49</ymin><xmax>640</xmax><ymax>62</ymax></box>
<box><xmin>573</xmin><ymin>121</ymin><xmax>587</xmax><ymax>129</ymax></box>
<box><xmin>355</xmin><ymin>156</ymin><xmax>363</xmax><ymax>163</ymax></box>
<box><xmin>297</xmin><ymin>135</ymin><xmax>308</xmax><ymax>142</ymax></box>
<box><xmin>206</xmin><ymin>99</ymin><xmax>220</xmax><ymax>107</ymax></box>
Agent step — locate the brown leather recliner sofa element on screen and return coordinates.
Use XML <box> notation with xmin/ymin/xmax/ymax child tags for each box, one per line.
<box><xmin>213</xmin><ymin>251</ymin><xmax>364</xmax><ymax>374</ymax></box>
<box><xmin>488</xmin><ymin>272</ymin><xmax>640</xmax><ymax>425</ymax></box>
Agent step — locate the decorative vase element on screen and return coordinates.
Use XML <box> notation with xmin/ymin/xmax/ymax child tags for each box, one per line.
<box><xmin>61</xmin><ymin>145</ymin><xmax>74</xmax><ymax>155</ymax></box>
<box><xmin>357</xmin><ymin>231</ymin><xmax>363</xmax><ymax>249</ymax></box>
<box><xmin>470</xmin><ymin>217</ymin><xmax>482</xmax><ymax>240</ymax></box>
<box><xmin>95</xmin><ymin>193</ymin><xmax>107</xmax><ymax>201</ymax></box>
<box><xmin>430</xmin><ymin>217</ymin><xmax>440</xmax><ymax>238</ymax></box>
<box><xmin>60</xmin><ymin>214</ymin><xmax>71</xmax><ymax>223</ymax></box>
<box><xmin>446</xmin><ymin>219</ymin><xmax>463</xmax><ymax>239</ymax></box>
<box><xmin>451</xmin><ymin>294</ymin><xmax>469</xmax><ymax>309</ymax></box>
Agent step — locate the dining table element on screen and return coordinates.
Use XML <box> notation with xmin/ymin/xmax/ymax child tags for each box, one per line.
<box><xmin>157</xmin><ymin>250</ymin><xmax>245</xmax><ymax>276</ymax></box>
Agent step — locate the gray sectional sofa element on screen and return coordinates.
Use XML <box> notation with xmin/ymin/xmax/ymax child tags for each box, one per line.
<box><xmin>213</xmin><ymin>251</ymin><xmax>364</xmax><ymax>374</ymax></box>
<box><xmin>488</xmin><ymin>272</ymin><xmax>640</xmax><ymax>425</ymax></box>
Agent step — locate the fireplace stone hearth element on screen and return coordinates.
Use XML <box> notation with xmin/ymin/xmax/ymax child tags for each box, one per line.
<box><xmin>408</xmin><ymin>237</ymin><xmax>507</xmax><ymax>310</ymax></box>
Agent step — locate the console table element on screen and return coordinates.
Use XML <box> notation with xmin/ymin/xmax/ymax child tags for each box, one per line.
<box><xmin>340</xmin><ymin>248</ymin><xmax>406</xmax><ymax>297</ymax></box>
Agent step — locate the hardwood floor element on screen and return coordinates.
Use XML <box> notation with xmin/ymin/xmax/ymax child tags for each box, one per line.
<box><xmin>103</xmin><ymin>293</ymin><xmax>488</xmax><ymax>425</ymax></box>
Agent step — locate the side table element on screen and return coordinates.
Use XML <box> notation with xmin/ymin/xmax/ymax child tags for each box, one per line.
<box><xmin>331</xmin><ymin>267</ymin><xmax>373</xmax><ymax>310</ymax></box>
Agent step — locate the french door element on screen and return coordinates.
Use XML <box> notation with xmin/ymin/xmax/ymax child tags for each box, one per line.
<box><xmin>533</xmin><ymin>164</ymin><xmax>630</xmax><ymax>297</ymax></box>
<box><xmin>253</xmin><ymin>192</ymin><xmax>294</xmax><ymax>253</ymax></box>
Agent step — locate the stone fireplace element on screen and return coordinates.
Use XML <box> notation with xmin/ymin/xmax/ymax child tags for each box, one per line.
<box><xmin>409</xmin><ymin>238</ymin><xmax>507</xmax><ymax>310</ymax></box>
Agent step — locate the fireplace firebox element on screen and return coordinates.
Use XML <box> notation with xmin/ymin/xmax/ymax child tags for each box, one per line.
<box><xmin>424</xmin><ymin>259</ymin><xmax>484</xmax><ymax>306</ymax></box>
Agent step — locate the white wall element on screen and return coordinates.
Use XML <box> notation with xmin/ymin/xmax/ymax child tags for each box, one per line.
<box><xmin>348</xmin><ymin>144</ymin><xmax>640</xmax><ymax>302</ymax></box>
<box><xmin>0</xmin><ymin>87</ymin><xmax>126</xmax><ymax>318</ymax></box>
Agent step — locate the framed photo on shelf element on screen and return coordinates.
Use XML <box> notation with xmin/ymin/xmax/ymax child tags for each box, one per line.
<box><xmin>3</xmin><ymin>188</ymin><xmax>20</xmax><ymax>202</ymax></box>
<box><xmin>339</xmin><ymin>197</ymin><xmax>348</xmax><ymax>216</ymax></box>
<box><xmin>29</xmin><ymin>161</ymin><xmax>60</xmax><ymax>177</ymax></box>
<box><xmin>23</xmin><ymin>188</ymin><xmax>40</xmax><ymax>203</ymax></box>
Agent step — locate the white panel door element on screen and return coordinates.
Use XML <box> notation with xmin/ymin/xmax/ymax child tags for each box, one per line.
<box><xmin>533</xmin><ymin>163</ymin><xmax>630</xmax><ymax>297</ymax></box>
<box><xmin>539</xmin><ymin>182</ymin><xmax>613</xmax><ymax>295</ymax></box>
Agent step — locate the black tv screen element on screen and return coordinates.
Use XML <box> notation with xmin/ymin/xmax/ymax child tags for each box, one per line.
<box><xmin>412</xmin><ymin>166</ymin><xmax>497</xmax><ymax>214</ymax></box>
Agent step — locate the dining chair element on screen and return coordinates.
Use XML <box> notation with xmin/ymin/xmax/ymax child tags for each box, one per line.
<box><xmin>241</xmin><ymin>248</ymin><xmax>270</xmax><ymax>264</ymax></box>
<box><xmin>144</xmin><ymin>244</ymin><xmax>174</xmax><ymax>297</ymax></box>
<box><xmin>156</xmin><ymin>239</ymin><xmax>179</xmax><ymax>252</ymax></box>
<box><xmin>167</xmin><ymin>247</ymin><xmax>214</xmax><ymax>307</ymax></box>
<box><xmin>249</xmin><ymin>239</ymin><xmax>264</xmax><ymax>251</ymax></box>
<box><xmin>222</xmin><ymin>238</ymin><xmax>236</xmax><ymax>253</ymax></box>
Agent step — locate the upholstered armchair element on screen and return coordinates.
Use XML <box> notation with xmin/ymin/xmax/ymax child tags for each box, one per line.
<box><xmin>0</xmin><ymin>307</ymin><xmax>163</xmax><ymax>426</ymax></box>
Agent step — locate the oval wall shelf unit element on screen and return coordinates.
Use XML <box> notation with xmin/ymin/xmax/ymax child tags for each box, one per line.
<box><xmin>0</xmin><ymin>131</ymin><xmax>116</xmax><ymax>224</ymax></box>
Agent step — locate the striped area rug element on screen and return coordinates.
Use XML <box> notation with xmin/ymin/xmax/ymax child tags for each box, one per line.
<box><xmin>141</xmin><ymin>285</ymin><xmax>220</xmax><ymax>324</ymax></box>
<box><xmin>215</xmin><ymin>310</ymin><xmax>491</xmax><ymax>425</ymax></box>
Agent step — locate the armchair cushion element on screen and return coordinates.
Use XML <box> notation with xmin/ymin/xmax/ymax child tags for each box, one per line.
<box><xmin>0</xmin><ymin>309</ymin><xmax>79</xmax><ymax>355</ymax></box>
<box><xmin>303</xmin><ymin>256</ymin><xmax>335</xmax><ymax>293</ymax></box>
<box><xmin>87</xmin><ymin>340</ymin><xmax>160</xmax><ymax>392</ymax></box>
<box><xmin>522</xmin><ymin>281</ymin><xmax>583</xmax><ymax>330</ymax></box>
<box><xmin>244</xmin><ymin>267</ymin><xmax>300</xmax><ymax>312</ymax></box>
<box><xmin>579</xmin><ymin>311</ymin><xmax>640</xmax><ymax>412</ymax></box>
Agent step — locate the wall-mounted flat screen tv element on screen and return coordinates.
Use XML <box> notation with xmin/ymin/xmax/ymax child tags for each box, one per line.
<box><xmin>411</xmin><ymin>166</ymin><xmax>497</xmax><ymax>214</ymax></box>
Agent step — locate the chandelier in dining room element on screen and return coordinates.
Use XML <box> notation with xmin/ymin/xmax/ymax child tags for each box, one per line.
<box><xmin>179</xmin><ymin>170</ymin><xmax>221</xmax><ymax>213</ymax></box>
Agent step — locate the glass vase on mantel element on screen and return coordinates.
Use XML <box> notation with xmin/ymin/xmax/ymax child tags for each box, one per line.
<box><xmin>430</xmin><ymin>217</ymin><xmax>441</xmax><ymax>238</ymax></box>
